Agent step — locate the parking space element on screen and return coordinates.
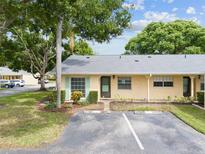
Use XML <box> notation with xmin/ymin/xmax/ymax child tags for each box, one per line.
<box><xmin>1</xmin><ymin>111</ymin><xmax>205</xmax><ymax>154</ymax></box>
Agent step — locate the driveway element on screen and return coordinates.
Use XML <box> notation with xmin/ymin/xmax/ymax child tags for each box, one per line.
<box><xmin>0</xmin><ymin>83</ymin><xmax>55</xmax><ymax>97</ymax></box>
<box><xmin>1</xmin><ymin>111</ymin><xmax>205</xmax><ymax>154</ymax></box>
<box><xmin>0</xmin><ymin>86</ymin><xmax>39</xmax><ymax>97</ymax></box>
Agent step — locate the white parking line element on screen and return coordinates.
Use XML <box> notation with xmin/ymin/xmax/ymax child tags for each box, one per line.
<box><xmin>122</xmin><ymin>113</ymin><xmax>144</xmax><ymax>150</ymax></box>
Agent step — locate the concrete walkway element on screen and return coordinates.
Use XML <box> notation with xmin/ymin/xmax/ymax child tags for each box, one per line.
<box><xmin>101</xmin><ymin>100</ymin><xmax>111</xmax><ymax>112</ymax></box>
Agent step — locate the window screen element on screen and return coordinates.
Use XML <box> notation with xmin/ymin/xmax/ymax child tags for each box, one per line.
<box><xmin>118</xmin><ymin>77</ymin><xmax>131</xmax><ymax>89</ymax></box>
<box><xmin>153</xmin><ymin>76</ymin><xmax>173</xmax><ymax>87</ymax></box>
<box><xmin>71</xmin><ymin>78</ymin><xmax>86</xmax><ymax>97</ymax></box>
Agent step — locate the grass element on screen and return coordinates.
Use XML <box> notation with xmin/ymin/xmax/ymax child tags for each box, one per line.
<box><xmin>0</xmin><ymin>91</ymin><xmax>69</xmax><ymax>148</ymax></box>
<box><xmin>111</xmin><ymin>102</ymin><xmax>205</xmax><ymax>134</ymax></box>
<box><xmin>0</xmin><ymin>88</ymin><xmax>5</xmax><ymax>90</ymax></box>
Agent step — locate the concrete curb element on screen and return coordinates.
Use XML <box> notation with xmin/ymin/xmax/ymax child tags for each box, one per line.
<box><xmin>192</xmin><ymin>104</ymin><xmax>205</xmax><ymax>110</ymax></box>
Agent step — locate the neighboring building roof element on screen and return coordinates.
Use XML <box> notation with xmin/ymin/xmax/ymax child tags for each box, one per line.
<box><xmin>0</xmin><ymin>67</ymin><xmax>30</xmax><ymax>76</ymax></box>
<box><xmin>62</xmin><ymin>55</ymin><xmax>205</xmax><ymax>75</ymax></box>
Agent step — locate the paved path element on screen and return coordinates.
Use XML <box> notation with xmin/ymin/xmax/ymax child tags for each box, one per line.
<box><xmin>0</xmin><ymin>86</ymin><xmax>39</xmax><ymax>97</ymax></box>
<box><xmin>1</xmin><ymin>111</ymin><xmax>205</xmax><ymax>154</ymax></box>
<box><xmin>101</xmin><ymin>100</ymin><xmax>111</xmax><ymax>112</ymax></box>
<box><xmin>0</xmin><ymin>83</ymin><xmax>55</xmax><ymax>97</ymax></box>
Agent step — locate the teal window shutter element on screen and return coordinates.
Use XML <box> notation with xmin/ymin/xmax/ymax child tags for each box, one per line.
<box><xmin>85</xmin><ymin>77</ymin><xmax>90</xmax><ymax>98</ymax></box>
<box><xmin>65</xmin><ymin>77</ymin><xmax>71</xmax><ymax>100</ymax></box>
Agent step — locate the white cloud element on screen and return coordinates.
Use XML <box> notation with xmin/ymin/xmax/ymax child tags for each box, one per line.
<box><xmin>202</xmin><ymin>6</ymin><xmax>205</xmax><ymax>12</ymax></box>
<box><xmin>122</xmin><ymin>0</ymin><xmax>144</xmax><ymax>10</ymax></box>
<box><xmin>172</xmin><ymin>7</ymin><xmax>178</xmax><ymax>12</ymax></box>
<box><xmin>188</xmin><ymin>17</ymin><xmax>200</xmax><ymax>24</ymax></box>
<box><xmin>200</xmin><ymin>12</ymin><xmax>204</xmax><ymax>15</ymax></box>
<box><xmin>186</xmin><ymin>7</ymin><xmax>196</xmax><ymax>14</ymax></box>
<box><xmin>144</xmin><ymin>11</ymin><xmax>177</xmax><ymax>22</ymax></box>
<box><xmin>131</xmin><ymin>11</ymin><xmax>177</xmax><ymax>31</ymax></box>
<box><xmin>131</xmin><ymin>20</ymin><xmax>150</xmax><ymax>31</ymax></box>
<box><xmin>163</xmin><ymin>0</ymin><xmax>174</xmax><ymax>4</ymax></box>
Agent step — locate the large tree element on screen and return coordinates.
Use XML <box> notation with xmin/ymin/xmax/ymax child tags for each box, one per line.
<box><xmin>28</xmin><ymin>0</ymin><xmax>130</xmax><ymax>108</ymax></box>
<box><xmin>125</xmin><ymin>20</ymin><xmax>205</xmax><ymax>54</ymax></box>
<box><xmin>3</xmin><ymin>0</ymin><xmax>130</xmax><ymax>107</ymax></box>
<box><xmin>0</xmin><ymin>0</ymin><xmax>32</xmax><ymax>65</ymax></box>
<box><xmin>2</xmin><ymin>29</ymin><xmax>94</xmax><ymax>90</ymax></box>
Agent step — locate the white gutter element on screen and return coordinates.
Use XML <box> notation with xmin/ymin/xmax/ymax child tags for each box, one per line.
<box><xmin>204</xmin><ymin>73</ymin><xmax>205</xmax><ymax>108</ymax></box>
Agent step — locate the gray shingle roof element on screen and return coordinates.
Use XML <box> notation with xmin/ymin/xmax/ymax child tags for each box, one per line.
<box><xmin>62</xmin><ymin>55</ymin><xmax>205</xmax><ymax>75</ymax></box>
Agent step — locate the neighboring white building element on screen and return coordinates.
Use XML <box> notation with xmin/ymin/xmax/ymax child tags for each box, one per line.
<box><xmin>0</xmin><ymin>67</ymin><xmax>38</xmax><ymax>85</ymax></box>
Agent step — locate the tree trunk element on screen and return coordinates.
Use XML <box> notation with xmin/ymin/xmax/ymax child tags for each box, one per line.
<box><xmin>69</xmin><ymin>31</ymin><xmax>75</xmax><ymax>54</ymax></box>
<box><xmin>56</xmin><ymin>16</ymin><xmax>63</xmax><ymax>108</ymax></box>
<box><xmin>39</xmin><ymin>75</ymin><xmax>46</xmax><ymax>91</ymax></box>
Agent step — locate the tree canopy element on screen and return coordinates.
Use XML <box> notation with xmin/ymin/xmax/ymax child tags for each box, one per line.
<box><xmin>1</xmin><ymin>0</ymin><xmax>130</xmax><ymax>92</ymax></box>
<box><xmin>125</xmin><ymin>20</ymin><xmax>205</xmax><ymax>54</ymax></box>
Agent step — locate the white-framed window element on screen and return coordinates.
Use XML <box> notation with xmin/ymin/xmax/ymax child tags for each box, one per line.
<box><xmin>153</xmin><ymin>76</ymin><xmax>173</xmax><ymax>87</ymax></box>
<box><xmin>200</xmin><ymin>76</ymin><xmax>205</xmax><ymax>91</ymax></box>
<box><xmin>118</xmin><ymin>77</ymin><xmax>131</xmax><ymax>89</ymax></box>
<box><xmin>71</xmin><ymin>77</ymin><xmax>86</xmax><ymax>97</ymax></box>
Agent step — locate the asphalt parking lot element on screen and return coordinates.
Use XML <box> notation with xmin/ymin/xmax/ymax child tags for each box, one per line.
<box><xmin>1</xmin><ymin>111</ymin><xmax>205</xmax><ymax>154</ymax></box>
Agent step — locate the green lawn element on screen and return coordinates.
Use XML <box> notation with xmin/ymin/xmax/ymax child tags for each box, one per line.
<box><xmin>111</xmin><ymin>103</ymin><xmax>205</xmax><ymax>134</ymax></box>
<box><xmin>171</xmin><ymin>105</ymin><xmax>205</xmax><ymax>134</ymax></box>
<box><xmin>0</xmin><ymin>91</ymin><xmax>69</xmax><ymax>148</ymax></box>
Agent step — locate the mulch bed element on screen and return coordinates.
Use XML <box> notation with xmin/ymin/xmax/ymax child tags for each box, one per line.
<box><xmin>37</xmin><ymin>97</ymin><xmax>104</xmax><ymax>113</ymax></box>
<box><xmin>0</xmin><ymin>104</ymin><xmax>6</xmax><ymax>109</ymax></box>
<box><xmin>110</xmin><ymin>101</ymin><xmax>193</xmax><ymax>106</ymax></box>
<box><xmin>37</xmin><ymin>97</ymin><xmax>69</xmax><ymax>113</ymax></box>
<box><xmin>71</xmin><ymin>102</ymin><xmax>104</xmax><ymax>113</ymax></box>
<box><xmin>194</xmin><ymin>103</ymin><xmax>204</xmax><ymax>108</ymax></box>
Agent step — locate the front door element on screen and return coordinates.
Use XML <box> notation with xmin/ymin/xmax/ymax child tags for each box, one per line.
<box><xmin>183</xmin><ymin>77</ymin><xmax>191</xmax><ymax>97</ymax></box>
<box><xmin>101</xmin><ymin>76</ymin><xmax>111</xmax><ymax>98</ymax></box>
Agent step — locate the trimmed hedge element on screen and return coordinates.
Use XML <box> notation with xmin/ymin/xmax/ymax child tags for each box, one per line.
<box><xmin>87</xmin><ymin>91</ymin><xmax>98</xmax><ymax>104</ymax></box>
<box><xmin>50</xmin><ymin>90</ymin><xmax>65</xmax><ymax>103</ymax></box>
<box><xmin>197</xmin><ymin>92</ymin><xmax>204</xmax><ymax>103</ymax></box>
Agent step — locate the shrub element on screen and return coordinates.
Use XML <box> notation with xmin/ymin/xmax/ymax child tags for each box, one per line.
<box><xmin>197</xmin><ymin>92</ymin><xmax>204</xmax><ymax>103</ymax></box>
<box><xmin>87</xmin><ymin>91</ymin><xmax>98</xmax><ymax>104</ymax></box>
<box><xmin>71</xmin><ymin>91</ymin><xmax>83</xmax><ymax>104</ymax></box>
<box><xmin>49</xmin><ymin>90</ymin><xmax>65</xmax><ymax>103</ymax></box>
<box><xmin>78</xmin><ymin>100</ymin><xmax>90</xmax><ymax>106</ymax></box>
<box><xmin>44</xmin><ymin>103</ymin><xmax>57</xmax><ymax>110</ymax></box>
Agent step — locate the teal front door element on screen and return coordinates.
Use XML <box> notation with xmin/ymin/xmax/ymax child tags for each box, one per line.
<box><xmin>101</xmin><ymin>76</ymin><xmax>111</xmax><ymax>98</ymax></box>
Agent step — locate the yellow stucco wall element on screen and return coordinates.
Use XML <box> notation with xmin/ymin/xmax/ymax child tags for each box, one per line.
<box><xmin>62</xmin><ymin>74</ymin><xmax>202</xmax><ymax>101</ymax></box>
<box><xmin>149</xmin><ymin>75</ymin><xmax>183</xmax><ymax>100</ymax></box>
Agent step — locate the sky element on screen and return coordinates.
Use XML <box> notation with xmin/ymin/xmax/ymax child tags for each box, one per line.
<box><xmin>88</xmin><ymin>0</ymin><xmax>205</xmax><ymax>55</ymax></box>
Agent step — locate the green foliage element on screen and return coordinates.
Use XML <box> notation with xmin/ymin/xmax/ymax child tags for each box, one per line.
<box><xmin>64</xmin><ymin>39</ymin><xmax>94</xmax><ymax>56</ymax></box>
<box><xmin>197</xmin><ymin>92</ymin><xmax>204</xmax><ymax>103</ymax></box>
<box><xmin>87</xmin><ymin>91</ymin><xmax>98</xmax><ymax>104</ymax></box>
<box><xmin>71</xmin><ymin>91</ymin><xmax>83</xmax><ymax>104</ymax></box>
<box><xmin>78</xmin><ymin>100</ymin><xmax>90</xmax><ymax>106</ymax></box>
<box><xmin>49</xmin><ymin>91</ymin><xmax>65</xmax><ymax>104</ymax></box>
<box><xmin>2</xmin><ymin>0</ymin><xmax>130</xmax><ymax>73</ymax></box>
<box><xmin>125</xmin><ymin>20</ymin><xmax>205</xmax><ymax>54</ymax></box>
<box><xmin>74</xmin><ymin>39</ymin><xmax>94</xmax><ymax>55</ymax></box>
<box><xmin>44</xmin><ymin>103</ymin><xmax>57</xmax><ymax>110</ymax></box>
<box><xmin>174</xmin><ymin>96</ymin><xmax>195</xmax><ymax>103</ymax></box>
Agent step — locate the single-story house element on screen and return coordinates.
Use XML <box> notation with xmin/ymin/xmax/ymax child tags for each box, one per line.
<box><xmin>61</xmin><ymin>55</ymin><xmax>205</xmax><ymax>102</ymax></box>
<box><xmin>0</xmin><ymin>67</ymin><xmax>38</xmax><ymax>85</ymax></box>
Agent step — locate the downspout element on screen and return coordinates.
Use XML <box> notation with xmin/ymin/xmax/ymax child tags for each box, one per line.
<box><xmin>204</xmin><ymin>73</ymin><xmax>205</xmax><ymax>108</ymax></box>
